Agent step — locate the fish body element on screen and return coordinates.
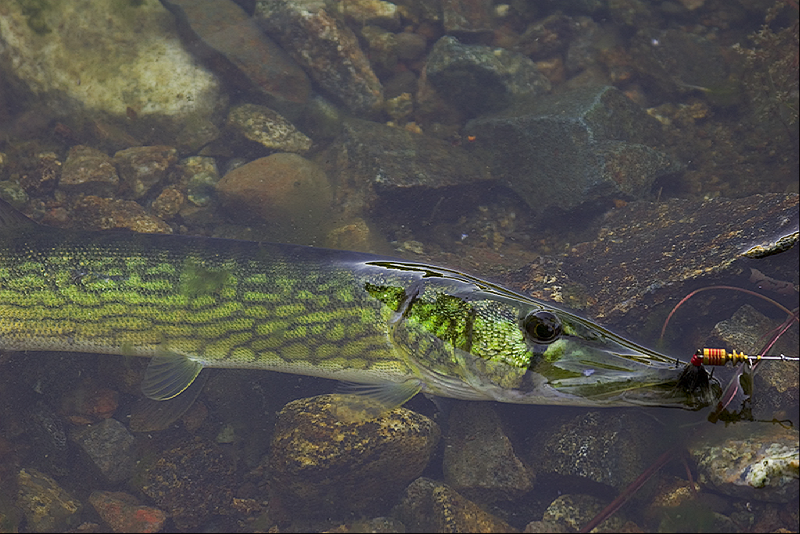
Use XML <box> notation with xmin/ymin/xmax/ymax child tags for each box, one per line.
<box><xmin>0</xmin><ymin>200</ymin><xmax>719</xmax><ymax>412</ymax></box>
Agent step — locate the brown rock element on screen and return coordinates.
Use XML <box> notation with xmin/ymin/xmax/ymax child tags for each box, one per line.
<box><xmin>395</xmin><ymin>477</ymin><xmax>518</xmax><ymax>533</ymax></box>
<box><xmin>89</xmin><ymin>491</ymin><xmax>167</xmax><ymax>533</ymax></box>
<box><xmin>216</xmin><ymin>153</ymin><xmax>333</xmax><ymax>244</ymax></box>
<box><xmin>269</xmin><ymin>394</ymin><xmax>440</xmax><ymax>517</ymax></box>
<box><xmin>256</xmin><ymin>1</ymin><xmax>384</xmax><ymax>116</ymax></box>
<box><xmin>59</xmin><ymin>145</ymin><xmax>119</xmax><ymax>197</ymax></box>
<box><xmin>114</xmin><ymin>145</ymin><xmax>178</xmax><ymax>199</ymax></box>
<box><xmin>73</xmin><ymin>196</ymin><xmax>172</xmax><ymax>234</ymax></box>
<box><xmin>59</xmin><ymin>379</ymin><xmax>119</xmax><ymax>426</ymax></box>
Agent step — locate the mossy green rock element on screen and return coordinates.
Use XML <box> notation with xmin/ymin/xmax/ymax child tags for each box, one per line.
<box><xmin>269</xmin><ymin>394</ymin><xmax>441</xmax><ymax>516</ymax></box>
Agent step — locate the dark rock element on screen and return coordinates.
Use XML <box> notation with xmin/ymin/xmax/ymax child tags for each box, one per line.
<box><xmin>317</xmin><ymin>118</ymin><xmax>493</xmax><ymax>221</ymax></box>
<box><xmin>630</xmin><ymin>29</ymin><xmax>735</xmax><ymax>104</ymax></box>
<box><xmin>520</xmin><ymin>193</ymin><xmax>799</xmax><ymax>330</ymax></box>
<box><xmin>138</xmin><ymin>437</ymin><xmax>236</xmax><ymax>530</ymax></box>
<box><xmin>690</xmin><ymin>424</ymin><xmax>799</xmax><ymax>503</ymax></box>
<box><xmin>16</xmin><ymin>468</ymin><xmax>82</xmax><ymax>533</ymax></box>
<box><xmin>216</xmin><ymin>153</ymin><xmax>332</xmax><ymax>244</ymax></box>
<box><xmin>442</xmin><ymin>0</ymin><xmax>495</xmax><ymax>38</ymax></box>
<box><xmin>89</xmin><ymin>491</ymin><xmax>167</xmax><ymax>534</ymax></box>
<box><xmin>160</xmin><ymin>0</ymin><xmax>310</xmax><ymax>106</ymax></box>
<box><xmin>443</xmin><ymin>402</ymin><xmax>534</xmax><ymax>503</ymax></box>
<box><xmin>255</xmin><ymin>0</ymin><xmax>384</xmax><ymax>117</ymax></box>
<box><xmin>707</xmin><ymin>304</ymin><xmax>798</xmax><ymax>426</ymax></box>
<box><xmin>70</xmin><ymin>418</ymin><xmax>135</xmax><ymax>484</ymax></box>
<box><xmin>527</xmin><ymin>411</ymin><xmax>661</xmax><ymax>492</ymax></box>
<box><xmin>425</xmin><ymin>36</ymin><xmax>551</xmax><ymax>116</ymax></box>
<box><xmin>268</xmin><ymin>394</ymin><xmax>440</xmax><ymax>517</ymax></box>
<box><xmin>59</xmin><ymin>378</ymin><xmax>119</xmax><ymax>426</ymax></box>
<box><xmin>395</xmin><ymin>31</ymin><xmax>427</xmax><ymax>61</ymax></box>
<box><xmin>175</xmin><ymin>116</ymin><xmax>220</xmax><ymax>155</ymax></box>
<box><xmin>464</xmin><ymin>85</ymin><xmax>677</xmax><ymax>216</ymax></box>
<box><xmin>72</xmin><ymin>196</ymin><xmax>173</xmax><ymax>234</ymax></box>
<box><xmin>114</xmin><ymin>145</ymin><xmax>178</xmax><ymax>199</ymax></box>
<box><xmin>226</xmin><ymin>104</ymin><xmax>312</xmax><ymax>153</ymax></box>
<box><xmin>19</xmin><ymin>151</ymin><xmax>61</xmax><ymax>195</ymax></box>
<box><xmin>59</xmin><ymin>145</ymin><xmax>119</xmax><ymax>197</ymax></box>
<box><xmin>517</xmin><ymin>13</ymin><xmax>574</xmax><ymax>61</ymax></box>
<box><xmin>394</xmin><ymin>477</ymin><xmax>519</xmax><ymax>533</ymax></box>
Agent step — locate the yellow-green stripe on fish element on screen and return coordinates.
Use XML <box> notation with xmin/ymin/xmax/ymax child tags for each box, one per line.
<box><xmin>0</xmin><ymin>199</ymin><xmax>719</xmax><ymax>420</ymax></box>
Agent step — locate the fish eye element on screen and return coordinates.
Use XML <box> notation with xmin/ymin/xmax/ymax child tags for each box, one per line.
<box><xmin>522</xmin><ymin>310</ymin><xmax>562</xmax><ymax>344</ymax></box>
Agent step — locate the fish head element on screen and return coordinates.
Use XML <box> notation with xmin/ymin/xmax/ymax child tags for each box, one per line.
<box><xmin>373</xmin><ymin>262</ymin><xmax>721</xmax><ymax>410</ymax></box>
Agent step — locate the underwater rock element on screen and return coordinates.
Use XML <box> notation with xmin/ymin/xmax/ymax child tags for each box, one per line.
<box><xmin>216</xmin><ymin>153</ymin><xmax>332</xmax><ymax>244</ymax></box>
<box><xmin>334</xmin><ymin>0</ymin><xmax>402</xmax><ymax>31</ymax></box>
<box><xmin>706</xmin><ymin>304</ymin><xmax>799</xmax><ymax>425</ymax></box>
<box><xmin>255</xmin><ymin>0</ymin><xmax>384</xmax><ymax>117</ymax></box>
<box><xmin>151</xmin><ymin>186</ymin><xmax>185</xmax><ymax>221</ymax></box>
<box><xmin>226</xmin><ymin>104</ymin><xmax>312</xmax><ymax>154</ymax></box>
<box><xmin>317</xmin><ymin>118</ymin><xmax>492</xmax><ymax>221</ymax></box>
<box><xmin>72</xmin><ymin>196</ymin><xmax>173</xmax><ymax>234</ymax></box>
<box><xmin>70</xmin><ymin>418</ymin><xmax>135</xmax><ymax>484</ymax></box>
<box><xmin>0</xmin><ymin>0</ymin><xmax>225</xmax><ymax>141</ymax></box>
<box><xmin>630</xmin><ymin>28</ymin><xmax>735</xmax><ymax>103</ymax></box>
<box><xmin>268</xmin><ymin>394</ymin><xmax>440</xmax><ymax>516</ymax></box>
<box><xmin>138</xmin><ymin>436</ymin><xmax>236</xmax><ymax>530</ymax></box>
<box><xmin>160</xmin><ymin>0</ymin><xmax>310</xmax><ymax>107</ymax></box>
<box><xmin>181</xmin><ymin>155</ymin><xmax>220</xmax><ymax>207</ymax></box>
<box><xmin>526</xmin><ymin>410</ymin><xmax>661</xmax><ymax>492</ymax></box>
<box><xmin>522</xmin><ymin>193</ymin><xmax>799</xmax><ymax>329</ymax></box>
<box><xmin>89</xmin><ymin>491</ymin><xmax>167</xmax><ymax>534</ymax></box>
<box><xmin>394</xmin><ymin>477</ymin><xmax>518</xmax><ymax>533</ymax></box>
<box><xmin>58</xmin><ymin>145</ymin><xmax>120</xmax><ymax>198</ymax></box>
<box><xmin>541</xmin><ymin>494</ymin><xmax>628</xmax><ymax>532</ymax></box>
<box><xmin>444</xmin><ymin>402</ymin><xmax>534</xmax><ymax>503</ymax></box>
<box><xmin>425</xmin><ymin>36</ymin><xmax>551</xmax><ymax>116</ymax></box>
<box><xmin>18</xmin><ymin>151</ymin><xmax>61</xmax><ymax>196</ymax></box>
<box><xmin>691</xmin><ymin>424</ymin><xmax>799</xmax><ymax>504</ymax></box>
<box><xmin>114</xmin><ymin>146</ymin><xmax>178</xmax><ymax>200</ymax></box>
<box><xmin>464</xmin><ymin>85</ymin><xmax>677</xmax><ymax>216</ymax></box>
<box><xmin>441</xmin><ymin>0</ymin><xmax>495</xmax><ymax>37</ymax></box>
<box><xmin>59</xmin><ymin>379</ymin><xmax>119</xmax><ymax>426</ymax></box>
<box><xmin>16</xmin><ymin>468</ymin><xmax>82</xmax><ymax>533</ymax></box>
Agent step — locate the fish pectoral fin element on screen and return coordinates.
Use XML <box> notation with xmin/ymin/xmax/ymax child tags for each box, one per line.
<box><xmin>130</xmin><ymin>371</ymin><xmax>209</xmax><ymax>432</ymax></box>
<box><xmin>332</xmin><ymin>380</ymin><xmax>423</xmax><ymax>422</ymax></box>
<box><xmin>142</xmin><ymin>352</ymin><xmax>205</xmax><ymax>401</ymax></box>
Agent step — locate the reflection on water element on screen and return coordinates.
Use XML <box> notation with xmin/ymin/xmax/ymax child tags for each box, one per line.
<box><xmin>0</xmin><ymin>0</ymin><xmax>797</xmax><ymax>532</ymax></box>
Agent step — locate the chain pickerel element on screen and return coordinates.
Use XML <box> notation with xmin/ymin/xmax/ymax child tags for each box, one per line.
<box><xmin>0</xmin><ymin>199</ymin><xmax>720</xmax><ymax>423</ymax></box>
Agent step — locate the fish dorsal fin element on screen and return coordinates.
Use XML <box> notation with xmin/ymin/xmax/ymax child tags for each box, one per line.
<box><xmin>0</xmin><ymin>198</ymin><xmax>40</xmax><ymax>230</ymax></box>
<box><xmin>142</xmin><ymin>352</ymin><xmax>205</xmax><ymax>401</ymax></box>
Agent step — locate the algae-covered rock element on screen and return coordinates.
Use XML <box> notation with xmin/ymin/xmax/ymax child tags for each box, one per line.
<box><xmin>691</xmin><ymin>424</ymin><xmax>799</xmax><ymax>503</ymax></box>
<box><xmin>394</xmin><ymin>477</ymin><xmax>518</xmax><ymax>533</ymax></box>
<box><xmin>137</xmin><ymin>436</ymin><xmax>236</xmax><ymax>530</ymax></box>
<box><xmin>226</xmin><ymin>104</ymin><xmax>312</xmax><ymax>154</ymax></box>
<box><xmin>269</xmin><ymin>394</ymin><xmax>440</xmax><ymax>516</ymax></box>
<box><xmin>16</xmin><ymin>468</ymin><xmax>82</xmax><ymax>533</ymax></box>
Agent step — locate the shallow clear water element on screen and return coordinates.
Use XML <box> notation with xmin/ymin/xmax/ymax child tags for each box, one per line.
<box><xmin>0</xmin><ymin>0</ymin><xmax>797</xmax><ymax>532</ymax></box>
